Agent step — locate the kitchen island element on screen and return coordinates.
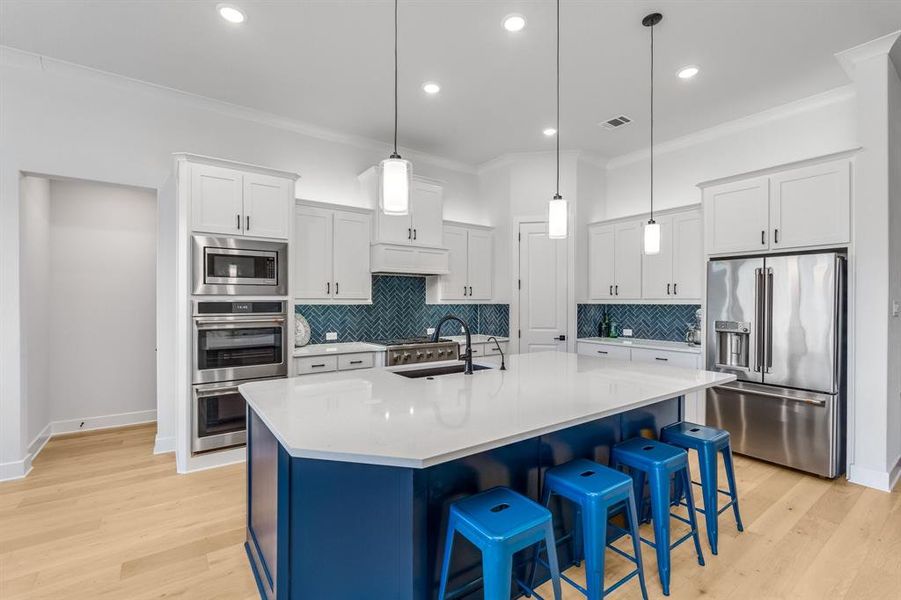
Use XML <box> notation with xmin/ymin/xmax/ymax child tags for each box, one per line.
<box><xmin>239</xmin><ymin>351</ymin><xmax>734</xmax><ymax>600</ymax></box>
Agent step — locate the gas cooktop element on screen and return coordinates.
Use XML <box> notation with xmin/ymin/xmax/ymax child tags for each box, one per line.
<box><xmin>378</xmin><ymin>337</ymin><xmax>460</xmax><ymax>366</ymax></box>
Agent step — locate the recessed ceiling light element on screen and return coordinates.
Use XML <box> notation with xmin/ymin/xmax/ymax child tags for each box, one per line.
<box><xmin>677</xmin><ymin>65</ymin><xmax>699</xmax><ymax>79</ymax></box>
<box><xmin>422</xmin><ymin>82</ymin><xmax>441</xmax><ymax>95</ymax></box>
<box><xmin>503</xmin><ymin>14</ymin><xmax>526</xmax><ymax>32</ymax></box>
<box><xmin>543</xmin><ymin>127</ymin><xmax>557</xmax><ymax>136</ymax></box>
<box><xmin>217</xmin><ymin>3</ymin><xmax>246</xmax><ymax>24</ymax></box>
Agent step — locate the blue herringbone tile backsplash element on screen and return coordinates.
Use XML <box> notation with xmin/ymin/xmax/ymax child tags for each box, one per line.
<box><xmin>577</xmin><ymin>304</ymin><xmax>701</xmax><ymax>342</ymax></box>
<box><xmin>296</xmin><ymin>275</ymin><xmax>510</xmax><ymax>344</ymax></box>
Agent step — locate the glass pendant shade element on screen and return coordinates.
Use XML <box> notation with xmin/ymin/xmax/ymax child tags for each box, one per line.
<box><xmin>548</xmin><ymin>195</ymin><xmax>568</xmax><ymax>239</ymax></box>
<box><xmin>379</xmin><ymin>156</ymin><xmax>411</xmax><ymax>216</ymax></box>
<box><xmin>644</xmin><ymin>220</ymin><xmax>661</xmax><ymax>255</ymax></box>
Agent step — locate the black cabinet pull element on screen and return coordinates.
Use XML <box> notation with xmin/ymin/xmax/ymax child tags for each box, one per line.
<box><xmin>463</xmin><ymin>286</ymin><xmax>468</xmax><ymax>296</ymax></box>
<box><xmin>774</xmin><ymin>229</ymin><xmax>779</xmax><ymax>244</ymax></box>
<box><xmin>673</xmin><ymin>283</ymin><xmax>678</xmax><ymax>295</ymax></box>
<box><xmin>236</xmin><ymin>214</ymin><xmax>241</xmax><ymax>230</ymax></box>
<box><xmin>246</xmin><ymin>215</ymin><xmax>250</xmax><ymax>231</ymax></box>
<box><xmin>667</xmin><ymin>283</ymin><xmax>671</xmax><ymax>295</ymax></box>
<box><xmin>556</xmin><ymin>335</ymin><xmax>566</xmax><ymax>341</ymax></box>
<box><xmin>615</xmin><ymin>285</ymin><xmax>619</xmax><ymax>296</ymax></box>
<box><xmin>609</xmin><ymin>285</ymin><xmax>613</xmax><ymax>296</ymax></box>
<box><xmin>312</xmin><ymin>363</ymin><xmax>326</xmax><ymax>368</ymax></box>
<box><xmin>468</xmin><ymin>286</ymin><xmax>473</xmax><ymax>296</ymax></box>
<box><xmin>408</xmin><ymin>228</ymin><xmax>412</xmax><ymax>240</ymax></box>
<box><xmin>597</xmin><ymin>350</ymin><xmax>608</xmax><ymax>354</ymax></box>
<box><xmin>349</xmin><ymin>360</ymin><xmax>363</xmax><ymax>365</ymax></box>
<box><xmin>335</xmin><ymin>282</ymin><xmax>339</xmax><ymax>295</ymax></box>
<box><xmin>326</xmin><ymin>282</ymin><xmax>330</xmax><ymax>294</ymax></box>
<box><xmin>655</xmin><ymin>357</ymin><xmax>669</xmax><ymax>361</ymax></box>
<box><xmin>413</xmin><ymin>228</ymin><xmax>417</xmax><ymax>240</ymax></box>
<box><xmin>761</xmin><ymin>230</ymin><xmax>766</xmax><ymax>245</ymax></box>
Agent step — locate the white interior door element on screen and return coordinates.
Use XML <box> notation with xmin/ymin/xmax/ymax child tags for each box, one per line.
<box><xmin>519</xmin><ymin>222</ymin><xmax>567</xmax><ymax>353</ymax></box>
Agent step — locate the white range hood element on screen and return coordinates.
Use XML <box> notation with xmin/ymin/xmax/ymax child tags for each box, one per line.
<box><xmin>370</xmin><ymin>243</ymin><xmax>449</xmax><ymax>276</ymax></box>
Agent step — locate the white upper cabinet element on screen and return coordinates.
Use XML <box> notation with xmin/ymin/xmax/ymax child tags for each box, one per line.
<box><xmin>769</xmin><ymin>159</ymin><xmax>850</xmax><ymax>250</ymax></box>
<box><xmin>243</xmin><ymin>173</ymin><xmax>292</xmax><ymax>239</ymax></box>
<box><xmin>432</xmin><ymin>224</ymin><xmax>494</xmax><ymax>302</ymax></box>
<box><xmin>590</xmin><ymin>207</ymin><xmax>702</xmax><ymax>302</ymax></box>
<box><xmin>613</xmin><ymin>221</ymin><xmax>642</xmax><ymax>299</ymax></box>
<box><xmin>704</xmin><ymin>176</ymin><xmax>770</xmax><ymax>254</ymax></box>
<box><xmin>294</xmin><ymin>204</ymin><xmax>371</xmax><ymax>303</ymax></box>
<box><xmin>190</xmin><ymin>163</ymin><xmax>293</xmax><ymax>240</ymax></box>
<box><xmin>410</xmin><ymin>180</ymin><xmax>444</xmax><ymax>247</ymax></box>
<box><xmin>671</xmin><ymin>211</ymin><xmax>704</xmax><ymax>299</ymax></box>
<box><xmin>191</xmin><ymin>164</ymin><xmax>244</xmax><ymax>236</ymax></box>
<box><xmin>588</xmin><ymin>225</ymin><xmax>615</xmax><ymax>299</ymax></box>
<box><xmin>703</xmin><ymin>157</ymin><xmax>852</xmax><ymax>256</ymax></box>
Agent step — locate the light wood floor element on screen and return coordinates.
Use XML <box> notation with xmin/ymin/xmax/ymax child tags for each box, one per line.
<box><xmin>1</xmin><ymin>425</ymin><xmax>898</xmax><ymax>599</ymax></box>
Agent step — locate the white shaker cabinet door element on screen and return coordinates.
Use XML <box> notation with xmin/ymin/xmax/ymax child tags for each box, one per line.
<box><xmin>190</xmin><ymin>163</ymin><xmax>244</xmax><ymax>235</ymax></box>
<box><xmin>294</xmin><ymin>205</ymin><xmax>333</xmax><ymax>301</ymax></box>
<box><xmin>672</xmin><ymin>211</ymin><xmax>704</xmax><ymax>300</ymax></box>
<box><xmin>332</xmin><ymin>210</ymin><xmax>372</xmax><ymax>301</ymax></box>
<box><xmin>588</xmin><ymin>224</ymin><xmax>615</xmax><ymax>300</ymax></box>
<box><xmin>613</xmin><ymin>221</ymin><xmax>642</xmax><ymax>299</ymax></box>
<box><xmin>440</xmin><ymin>226</ymin><xmax>469</xmax><ymax>301</ymax></box>
<box><xmin>769</xmin><ymin>159</ymin><xmax>850</xmax><ymax>250</ymax></box>
<box><xmin>704</xmin><ymin>176</ymin><xmax>770</xmax><ymax>254</ymax></box>
<box><xmin>243</xmin><ymin>173</ymin><xmax>292</xmax><ymax>239</ymax></box>
<box><xmin>641</xmin><ymin>216</ymin><xmax>674</xmax><ymax>300</ymax></box>
<box><xmin>410</xmin><ymin>180</ymin><xmax>444</xmax><ymax>247</ymax></box>
<box><xmin>466</xmin><ymin>229</ymin><xmax>493</xmax><ymax>300</ymax></box>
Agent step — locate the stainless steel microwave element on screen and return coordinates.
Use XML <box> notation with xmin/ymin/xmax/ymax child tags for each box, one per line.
<box><xmin>192</xmin><ymin>235</ymin><xmax>287</xmax><ymax>295</ymax></box>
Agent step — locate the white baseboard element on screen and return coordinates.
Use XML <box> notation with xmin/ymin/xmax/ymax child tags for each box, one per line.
<box><xmin>0</xmin><ymin>410</ymin><xmax>157</xmax><ymax>482</ymax></box>
<box><xmin>178</xmin><ymin>446</ymin><xmax>246</xmax><ymax>474</ymax></box>
<box><xmin>51</xmin><ymin>409</ymin><xmax>157</xmax><ymax>435</ymax></box>
<box><xmin>154</xmin><ymin>435</ymin><xmax>176</xmax><ymax>455</ymax></box>
<box><xmin>849</xmin><ymin>460</ymin><xmax>900</xmax><ymax>492</ymax></box>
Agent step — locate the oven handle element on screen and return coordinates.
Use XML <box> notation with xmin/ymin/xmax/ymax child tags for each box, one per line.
<box><xmin>195</xmin><ymin>316</ymin><xmax>286</xmax><ymax>329</ymax></box>
<box><xmin>195</xmin><ymin>385</ymin><xmax>241</xmax><ymax>398</ymax></box>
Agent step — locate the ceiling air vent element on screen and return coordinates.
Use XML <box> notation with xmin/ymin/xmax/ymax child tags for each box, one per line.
<box><xmin>600</xmin><ymin>115</ymin><xmax>632</xmax><ymax>130</ymax></box>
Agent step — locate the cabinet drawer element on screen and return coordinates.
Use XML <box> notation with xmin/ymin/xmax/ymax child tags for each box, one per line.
<box><xmin>295</xmin><ymin>355</ymin><xmax>338</xmax><ymax>375</ymax></box>
<box><xmin>577</xmin><ymin>343</ymin><xmax>631</xmax><ymax>361</ymax></box>
<box><xmin>630</xmin><ymin>348</ymin><xmax>698</xmax><ymax>369</ymax></box>
<box><xmin>466</xmin><ymin>343</ymin><xmax>486</xmax><ymax>357</ymax></box>
<box><xmin>483</xmin><ymin>342</ymin><xmax>508</xmax><ymax>356</ymax></box>
<box><xmin>338</xmin><ymin>353</ymin><xmax>374</xmax><ymax>371</ymax></box>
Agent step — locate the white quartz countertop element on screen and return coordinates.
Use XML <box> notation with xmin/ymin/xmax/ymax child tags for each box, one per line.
<box><xmin>240</xmin><ymin>351</ymin><xmax>733</xmax><ymax>469</ymax></box>
<box><xmin>293</xmin><ymin>342</ymin><xmax>386</xmax><ymax>357</ymax></box>
<box><xmin>444</xmin><ymin>335</ymin><xmax>509</xmax><ymax>345</ymax></box>
<box><xmin>578</xmin><ymin>337</ymin><xmax>702</xmax><ymax>354</ymax></box>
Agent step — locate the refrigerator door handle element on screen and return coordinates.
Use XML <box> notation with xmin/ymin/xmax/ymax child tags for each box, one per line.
<box><xmin>765</xmin><ymin>267</ymin><xmax>774</xmax><ymax>372</ymax></box>
<box><xmin>753</xmin><ymin>267</ymin><xmax>764</xmax><ymax>372</ymax></box>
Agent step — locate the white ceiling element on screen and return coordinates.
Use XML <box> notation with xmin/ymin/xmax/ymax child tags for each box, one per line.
<box><xmin>2</xmin><ymin>1</ymin><xmax>900</xmax><ymax>166</ymax></box>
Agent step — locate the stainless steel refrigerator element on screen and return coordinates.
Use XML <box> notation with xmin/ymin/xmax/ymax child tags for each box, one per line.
<box><xmin>705</xmin><ymin>251</ymin><xmax>846</xmax><ymax>477</ymax></box>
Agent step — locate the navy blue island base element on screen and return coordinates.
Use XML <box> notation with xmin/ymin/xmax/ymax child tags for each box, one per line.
<box><xmin>244</xmin><ymin>396</ymin><xmax>681</xmax><ymax>600</ymax></box>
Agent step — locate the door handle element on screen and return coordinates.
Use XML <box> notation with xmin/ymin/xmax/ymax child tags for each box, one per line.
<box><xmin>753</xmin><ymin>267</ymin><xmax>764</xmax><ymax>372</ymax></box>
<box><xmin>765</xmin><ymin>267</ymin><xmax>774</xmax><ymax>371</ymax></box>
<box><xmin>246</xmin><ymin>215</ymin><xmax>250</xmax><ymax>231</ymax></box>
<box><xmin>556</xmin><ymin>335</ymin><xmax>566</xmax><ymax>341</ymax></box>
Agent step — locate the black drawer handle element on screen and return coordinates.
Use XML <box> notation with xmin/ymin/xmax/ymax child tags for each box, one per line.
<box><xmin>349</xmin><ymin>360</ymin><xmax>363</xmax><ymax>365</ymax></box>
<box><xmin>311</xmin><ymin>363</ymin><xmax>326</xmax><ymax>368</ymax></box>
<box><xmin>655</xmin><ymin>357</ymin><xmax>669</xmax><ymax>361</ymax></box>
<box><xmin>597</xmin><ymin>350</ymin><xmax>608</xmax><ymax>355</ymax></box>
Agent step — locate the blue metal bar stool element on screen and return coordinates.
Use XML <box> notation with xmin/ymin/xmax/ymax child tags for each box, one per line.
<box><xmin>438</xmin><ymin>487</ymin><xmax>563</xmax><ymax>600</ymax></box>
<box><xmin>661</xmin><ymin>422</ymin><xmax>744</xmax><ymax>555</ymax></box>
<box><xmin>529</xmin><ymin>459</ymin><xmax>649</xmax><ymax>600</ymax></box>
<box><xmin>611</xmin><ymin>438</ymin><xmax>705</xmax><ymax>596</ymax></box>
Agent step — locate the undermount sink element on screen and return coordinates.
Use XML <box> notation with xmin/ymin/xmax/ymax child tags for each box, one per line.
<box><xmin>393</xmin><ymin>363</ymin><xmax>493</xmax><ymax>379</ymax></box>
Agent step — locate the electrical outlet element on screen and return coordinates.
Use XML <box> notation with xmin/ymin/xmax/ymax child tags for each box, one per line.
<box><xmin>426</xmin><ymin>327</ymin><xmax>435</xmax><ymax>335</ymax></box>
<box><xmin>622</xmin><ymin>328</ymin><xmax>633</xmax><ymax>337</ymax></box>
<box><xmin>893</xmin><ymin>300</ymin><xmax>900</xmax><ymax>318</ymax></box>
<box><xmin>325</xmin><ymin>332</ymin><xmax>338</xmax><ymax>341</ymax></box>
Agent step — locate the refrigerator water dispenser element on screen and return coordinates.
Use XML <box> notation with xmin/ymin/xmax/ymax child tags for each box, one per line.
<box><xmin>714</xmin><ymin>321</ymin><xmax>750</xmax><ymax>369</ymax></box>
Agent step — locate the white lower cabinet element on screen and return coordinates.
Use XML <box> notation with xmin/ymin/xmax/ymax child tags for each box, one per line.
<box><xmin>295</xmin><ymin>355</ymin><xmax>339</xmax><ymax>375</ymax></box>
<box><xmin>576</xmin><ymin>341</ymin><xmax>705</xmax><ymax>424</ymax></box>
<box><xmin>294</xmin><ymin>351</ymin><xmax>384</xmax><ymax>376</ymax></box>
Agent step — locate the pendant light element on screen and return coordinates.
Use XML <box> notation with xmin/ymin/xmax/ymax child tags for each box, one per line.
<box><xmin>547</xmin><ymin>0</ymin><xmax>567</xmax><ymax>239</ymax></box>
<box><xmin>642</xmin><ymin>12</ymin><xmax>662</xmax><ymax>255</ymax></box>
<box><xmin>380</xmin><ymin>0</ymin><xmax>411</xmax><ymax>216</ymax></box>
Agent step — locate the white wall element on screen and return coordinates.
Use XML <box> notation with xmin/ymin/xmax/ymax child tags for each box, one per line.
<box><xmin>885</xmin><ymin>50</ymin><xmax>901</xmax><ymax>479</ymax></box>
<box><xmin>604</xmin><ymin>87</ymin><xmax>858</xmax><ymax>219</ymax></box>
<box><xmin>18</xmin><ymin>176</ymin><xmax>51</xmax><ymax>460</ymax></box>
<box><xmin>47</xmin><ymin>179</ymin><xmax>157</xmax><ymax>423</ymax></box>
<box><xmin>0</xmin><ymin>47</ymin><xmax>482</xmax><ymax>474</ymax></box>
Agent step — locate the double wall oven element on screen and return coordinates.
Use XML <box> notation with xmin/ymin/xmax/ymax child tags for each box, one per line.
<box><xmin>192</xmin><ymin>300</ymin><xmax>287</xmax><ymax>454</ymax></box>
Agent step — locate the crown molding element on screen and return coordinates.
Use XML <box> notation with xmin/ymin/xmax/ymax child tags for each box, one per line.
<box><xmin>0</xmin><ymin>45</ymin><xmax>478</xmax><ymax>175</ymax></box>
<box><xmin>606</xmin><ymin>85</ymin><xmax>855</xmax><ymax>171</ymax></box>
<box><xmin>835</xmin><ymin>30</ymin><xmax>901</xmax><ymax>79</ymax></box>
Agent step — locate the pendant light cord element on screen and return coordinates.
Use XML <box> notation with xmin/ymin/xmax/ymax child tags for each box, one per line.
<box><xmin>392</xmin><ymin>0</ymin><xmax>399</xmax><ymax>158</ymax></box>
<box><xmin>649</xmin><ymin>22</ymin><xmax>654</xmax><ymax>222</ymax></box>
<box><xmin>555</xmin><ymin>0</ymin><xmax>560</xmax><ymax>197</ymax></box>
